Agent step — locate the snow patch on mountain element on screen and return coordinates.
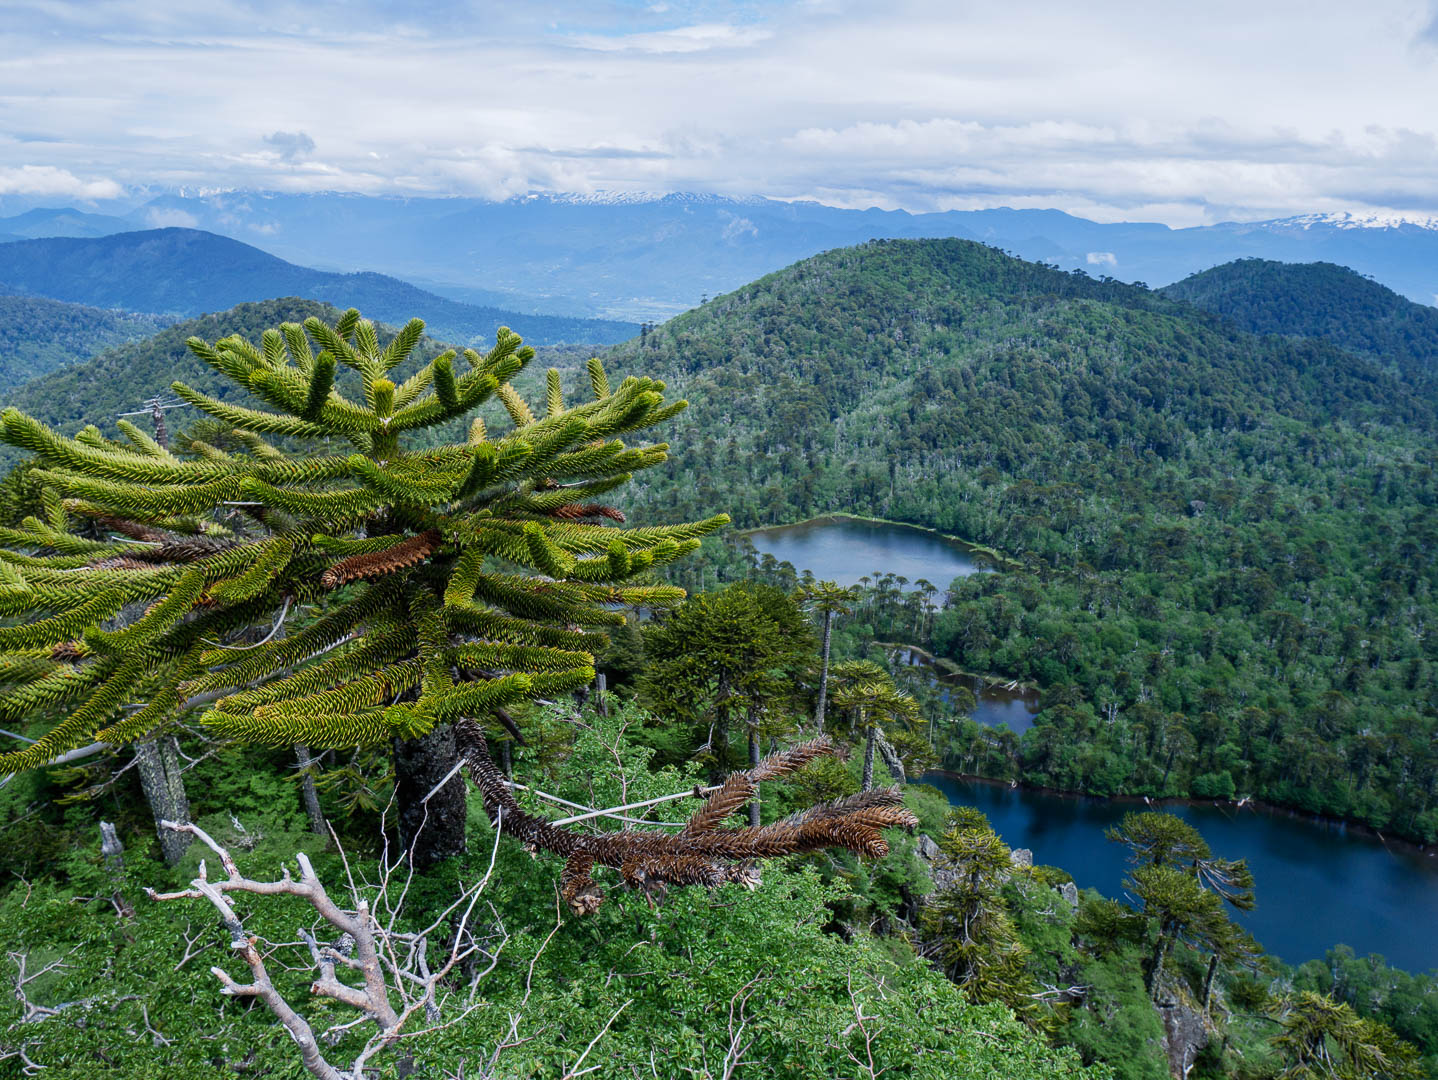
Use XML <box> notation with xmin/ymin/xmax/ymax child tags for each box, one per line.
<box><xmin>1263</xmin><ymin>210</ymin><xmax>1438</xmax><ymax>231</ymax></box>
<box><xmin>514</xmin><ymin>190</ymin><xmax>768</xmax><ymax>207</ymax></box>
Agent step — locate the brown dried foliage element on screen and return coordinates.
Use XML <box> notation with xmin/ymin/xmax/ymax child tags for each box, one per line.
<box><xmin>85</xmin><ymin>514</ymin><xmax>170</xmax><ymax>543</ymax></box>
<box><xmin>453</xmin><ymin>719</ymin><xmax>917</xmax><ymax>915</ymax></box>
<box><xmin>50</xmin><ymin>640</ymin><xmax>85</xmax><ymax>661</ymax></box>
<box><xmin>89</xmin><ymin>535</ymin><xmax>239</xmax><ymax>570</ymax></box>
<box><xmin>320</xmin><ymin>530</ymin><xmax>441</xmax><ymax>589</ymax></box>
<box><xmin>549</xmin><ymin>504</ymin><xmax>626</xmax><ymax>523</ymax></box>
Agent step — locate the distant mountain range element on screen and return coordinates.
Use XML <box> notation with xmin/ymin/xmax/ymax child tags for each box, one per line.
<box><xmin>0</xmin><ymin>229</ymin><xmax>638</xmax><ymax>347</ymax></box>
<box><xmin>5</xmin><ymin>192</ymin><xmax>1437</xmax><ymax>320</ymax></box>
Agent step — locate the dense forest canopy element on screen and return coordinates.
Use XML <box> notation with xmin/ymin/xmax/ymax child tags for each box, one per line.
<box><xmin>0</xmin><ymin>294</ymin><xmax>172</xmax><ymax>390</ymax></box>
<box><xmin>0</xmin><ymin>238</ymin><xmax>1434</xmax><ymax>1080</ymax></box>
<box><xmin>607</xmin><ymin>238</ymin><xmax>1437</xmax><ymax>842</ymax></box>
<box><xmin>1161</xmin><ymin>257</ymin><xmax>1438</xmax><ymax>385</ymax></box>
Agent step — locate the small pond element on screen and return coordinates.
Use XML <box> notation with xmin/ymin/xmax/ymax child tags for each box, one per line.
<box><xmin>746</xmin><ymin>516</ymin><xmax>992</xmax><ymax>591</ymax></box>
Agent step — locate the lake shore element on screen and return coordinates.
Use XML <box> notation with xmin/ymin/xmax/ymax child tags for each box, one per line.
<box><xmin>876</xmin><ymin>641</ymin><xmax>1040</xmax><ymax>692</ymax></box>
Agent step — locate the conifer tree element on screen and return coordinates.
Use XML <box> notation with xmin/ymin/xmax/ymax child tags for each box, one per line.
<box><xmin>829</xmin><ymin>660</ymin><xmax>920</xmax><ymax>790</ymax></box>
<box><xmin>800</xmin><ymin>580</ymin><xmax>856</xmax><ymax>730</ymax></box>
<box><xmin>0</xmin><ymin>309</ymin><xmax>917</xmax><ymax>889</ymax></box>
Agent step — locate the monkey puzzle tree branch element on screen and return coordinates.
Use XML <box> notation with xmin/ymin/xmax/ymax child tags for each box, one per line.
<box><xmin>454</xmin><ymin>720</ymin><xmax>919</xmax><ymax>914</ymax></box>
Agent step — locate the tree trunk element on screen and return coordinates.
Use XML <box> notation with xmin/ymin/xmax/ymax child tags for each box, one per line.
<box><xmin>815</xmin><ymin>611</ymin><xmax>833</xmax><ymax>730</ymax></box>
<box><xmin>862</xmin><ymin>720</ymin><xmax>876</xmax><ymax>792</ymax></box>
<box><xmin>296</xmin><ymin>744</ymin><xmax>327</xmax><ymax>836</ymax></box>
<box><xmin>135</xmin><ymin>736</ymin><xmax>192</xmax><ymax>866</ymax></box>
<box><xmin>1148</xmin><ymin>931</ymin><xmax>1173</xmax><ymax>1001</ymax></box>
<box><xmin>392</xmin><ymin>725</ymin><xmax>467</xmax><ymax>871</ymax></box>
<box><xmin>747</xmin><ymin>723</ymin><xmax>761</xmax><ymax>827</ymax></box>
<box><xmin>1201</xmin><ymin>953</ymin><xmax>1219</xmax><ymax>1012</ymax></box>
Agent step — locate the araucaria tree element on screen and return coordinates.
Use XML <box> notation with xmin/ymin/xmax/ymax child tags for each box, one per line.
<box><xmin>0</xmin><ymin>309</ymin><xmax>915</xmax><ymax>894</ymax></box>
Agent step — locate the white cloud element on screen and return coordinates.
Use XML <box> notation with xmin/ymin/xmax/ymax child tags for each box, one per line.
<box><xmin>145</xmin><ymin>207</ymin><xmax>199</xmax><ymax>228</ymax></box>
<box><xmin>2</xmin><ymin>2</ymin><xmax>1437</xmax><ymax>225</ymax></box>
<box><xmin>1087</xmin><ymin>252</ymin><xmax>1117</xmax><ymax>267</ymax></box>
<box><xmin>0</xmin><ymin>165</ymin><xmax>121</xmax><ymax>200</ymax></box>
<box><xmin>721</xmin><ymin>214</ymin><xmax>758</xmax><ymax>240</ymax></box>
<box><xmin>564</xmin><ymin>23</ymin><xmax>771</xmax><ymax>53</ymax></box>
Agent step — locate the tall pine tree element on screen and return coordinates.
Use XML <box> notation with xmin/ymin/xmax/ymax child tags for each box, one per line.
<box><xmin>0</xmin><ymin>309</ymin><xmax>918</xmax><ymax>893</ymax></box>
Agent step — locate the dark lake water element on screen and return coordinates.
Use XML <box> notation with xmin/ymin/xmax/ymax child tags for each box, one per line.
<box><xmin>750</xmin><ymin>515</ymin><xmax>1438</xmax><ymax>972</ymax></box>
<box><xmin>969</xmin><ymin>686</ymin><xmax>1042</xmax><ymax>733</ymax></box>
<box><xmin>926</xmin><ymin>773</ymin><xmax>1438</xmax><ymax>971</ymax></box>
<box><xmin>746</xmin><ymin>516</ymin><xmax>992</xmax><ymax>590</ymax></box>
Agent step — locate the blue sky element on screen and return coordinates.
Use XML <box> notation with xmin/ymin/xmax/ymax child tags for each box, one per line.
<box><xmin>2</xmin><ymin>0</ymin><xmax>1437</xmax><ymax>225</ymax></box>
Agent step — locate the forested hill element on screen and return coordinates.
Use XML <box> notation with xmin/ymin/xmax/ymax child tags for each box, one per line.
<box><xmin>0</xmin><ymin>298</ymin><xmax>586</xmax><ymax>467</ymax></box>
<box><xmin>612</xmin><ymin>238</ymin><xmax>1438</xmax><ymax>843</ymax></box>
<box><xmin>0</xmin><ymin>229</ymin><xmax>638</xmax><ymax>346</ymax></box>
<box><xmin>1161</xmin><ymin>258</ymin><xmax>1438</xmax><ymax>383</ymax></box>
<box><xmin>1</xmin><ymin>298</ymin><xmax>350</xmax><ymax>441</ymax></box>
<box><xmin>0</xmin><ymin>294</ymin><xmax>173</xmax><ymax>390</ymax></box>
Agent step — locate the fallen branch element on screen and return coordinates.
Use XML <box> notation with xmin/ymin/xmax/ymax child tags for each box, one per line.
<box><xmin>147</xmin><ymin>817</ymin><xmax>508</xmax><ymax>1080</ymax></box>
<box><xmin>455</xmin><ymin>721</ymin><xmax>919</xmax><ymax>915</ymax></box>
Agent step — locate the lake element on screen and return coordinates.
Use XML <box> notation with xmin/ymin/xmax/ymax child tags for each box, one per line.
<box><xmin>754</xmin><ymin>514</ymin><xmax>1438</xmax><ymax>971</ymax></box>
<box><xmin>892</xmin><ymin>646</ymin><xmax>1043</xmax><ymax>734</ymax></box>
<box><xmin>926</xmin><ymin>773</ymin><xmax>1438</xmax><ymax>971</ymax></box>
<box><xmin>746</xmin><ymin>516</ymin><xmax>993</xmax><ymax>590</ymax></box>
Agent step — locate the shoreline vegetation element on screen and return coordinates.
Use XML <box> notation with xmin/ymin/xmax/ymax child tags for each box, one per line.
<box><xmin>732</xmin><ymin>505</ymin><xmax>1436</xmax><ymax>857</ymax></box>
<box><xmin>875</xmin><ymin>640</ymin><xmax>1040</xmax><ymax>692</ymax></box>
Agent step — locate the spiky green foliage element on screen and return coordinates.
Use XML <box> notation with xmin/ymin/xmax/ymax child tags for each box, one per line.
<box><xmin>0</xmin><ymin>309</ymin><xmax>725</xmax><ymax>773</ymax></box>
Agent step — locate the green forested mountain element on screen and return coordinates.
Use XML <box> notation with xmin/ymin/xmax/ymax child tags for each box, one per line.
<box><xmin>609</xmin><ymin>238</ymin><xmax>1438</xmax><ymax>841</ymax></box>
<box><xmin>2</xmin><ymin>298</ymin><xmax>354</xmax><ymax>439</ymax></box>
<box><xmin>0</xmin><ymin>294</ymin><xmax>173</xmax><ymax>390</ymax></box>
<box><xmin>1161</xmin><ymin>258</ymin><xmax>1438</xmax><ymax>383</ymax></box>
<box><xmin>0</xmin><ymin>228</ymin><xmax>639</xmax><ymax>346</ymax></box>
<box><xmin>0</xmin><ymin>297</ymin><xmax>588</xmax><ymax>468</ymax></box>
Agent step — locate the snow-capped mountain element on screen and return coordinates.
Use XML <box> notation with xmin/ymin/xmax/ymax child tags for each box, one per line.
<box><xmin>1258</xmin><ymin>211</ymin><xmax>1438</xmax><ymax>232</ymax></box>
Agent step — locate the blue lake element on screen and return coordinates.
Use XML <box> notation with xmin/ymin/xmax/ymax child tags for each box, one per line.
<box><xmin>927</xmin><ymin>773</ymin><xmax>1438</xmax><ymax>971</ymax></box>
<box><xmin>746</xmin><ymin>516</ymin><xmax>992</xmax><ymax>590</ymax></box>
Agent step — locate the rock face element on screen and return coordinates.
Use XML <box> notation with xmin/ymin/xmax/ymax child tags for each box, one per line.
<box><xmin>1155</xmin><ymin>989</ymin><xmax>1209</xmax><ymax>1078</ymax></box>
<box><xmin>1059</xmin><ymin>880</ymin><xmax>1080</xmax><ymax>909</ymax></box>
<box><xmin>1010</xmin><ymin>848</ymin><xmax>1033</xmax><ymax>869</ymax></box>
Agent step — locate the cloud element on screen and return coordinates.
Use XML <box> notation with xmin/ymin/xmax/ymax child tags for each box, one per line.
<box><xmin>721</xmin><ymin>213</ymin><xmax>759</xmax><ymax>240</ymax></box>
<box><xmin>264</xmin><ymin>131</ymin><xmax>317</xmax><ymax>162</ymax></box>
<box><xmin>1086</xmin><ymin>252</ymin><xmax>1117</xmax><ymax>267</ymax></box>
<box><xmin>146</xmin><ymin>207</ymin><xmax>199</xmax><ymax>228</ymax></box>
<box><xmin>2</xmin><ymin>2</ymin><xmax>1437</xmax><ymax>225</ymax></box>
<box><xmin>563</xmin><ymin>22</ymin><xmax>772</xmax><ymax>53</ymax></box>
<box><xmin>0</xmin><ymin>165</ymin><xmax>121</xmax><ymax>200</ymax></box>
<box><xmin>1419</xmin><ymin>4</ymin><xmax>1438</xmax><ymax>45</ymax></box>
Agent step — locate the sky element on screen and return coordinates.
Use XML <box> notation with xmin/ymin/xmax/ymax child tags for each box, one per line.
<box><xmin>2</xmin><ymin>0</ymin><xmax>1437</xmax><ymax>226</ymax></box>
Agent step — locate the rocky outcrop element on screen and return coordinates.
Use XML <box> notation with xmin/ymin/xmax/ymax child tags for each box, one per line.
<box><xmin>1154</xmin><ymin>983</ymin><xmax>1210</xmax><ymax>1078</ymax></box>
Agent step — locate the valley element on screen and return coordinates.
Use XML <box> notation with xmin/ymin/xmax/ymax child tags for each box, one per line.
<box><xmin>0</xmin><ymin>232</ymin><xmax>1434</xmax><ymax>1079</ymax></box>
